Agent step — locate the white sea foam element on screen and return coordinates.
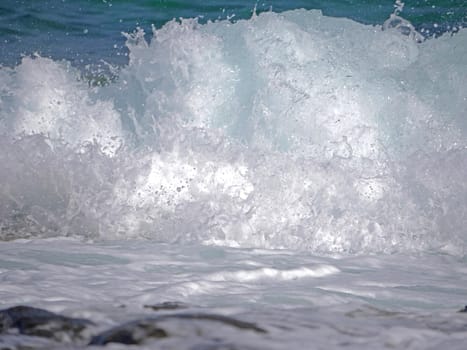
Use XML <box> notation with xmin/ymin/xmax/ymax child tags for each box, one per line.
<box><xmin>0</xmin><ymin>239</ymin><xmax>466</xmax><ymax>349</ymax></box>
<box><xmin>0</xmin><ymin>10</ymin><xmax>466</xmax><ymax>254</ymax></box>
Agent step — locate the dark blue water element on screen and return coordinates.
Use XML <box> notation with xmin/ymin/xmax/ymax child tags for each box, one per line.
<box><xmin>1</xmin><ymin>0</ymin><xmax>465</xmax><ymax>68</ymax></box>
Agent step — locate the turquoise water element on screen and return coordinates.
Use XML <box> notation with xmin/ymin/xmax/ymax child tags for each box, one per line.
<box><xmin>1</xmin><ymin>0</ymin><xmax>465</xmax><ymax>67</ymax></box>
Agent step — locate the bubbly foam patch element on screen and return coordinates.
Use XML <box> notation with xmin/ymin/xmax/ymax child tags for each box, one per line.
<box><xmin>0</xmin><ymin>10</ymin><xmax>466</xmax><ymax>254</ymax></box>
<box><xmin>2</xmin><ymin>57</ymin><xmax>124</xmax><ymax>156</ymax></box>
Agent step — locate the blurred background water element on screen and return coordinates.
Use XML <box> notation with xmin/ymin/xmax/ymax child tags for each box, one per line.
<box><xmin>1</xmin><ymin>0</ymin><xmax>465</xmax><ymax>68</ymax></box>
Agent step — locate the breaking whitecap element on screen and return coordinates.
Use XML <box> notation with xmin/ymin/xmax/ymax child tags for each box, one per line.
<box><xmin>0</xmin><ymin>9</ymin><xmax>466</xmax><ymax>255</ymax></box>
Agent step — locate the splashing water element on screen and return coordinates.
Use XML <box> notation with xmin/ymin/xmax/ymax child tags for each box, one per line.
<box><xmin>0</xmin><ymin>9</ymin><xmax>466</xmax><ymax>255</ymax></box>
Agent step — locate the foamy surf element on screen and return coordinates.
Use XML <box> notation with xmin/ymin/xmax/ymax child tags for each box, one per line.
<box><xmin>2</xmin><ymin>2</ymin><xmax>467</xmax><ymax>348</ymax></box>
<box><xmin>1</xmin><ymin>10</ymin><xmax>466</xmax><ymax>255</ymax></box>
<box><xmin>0</xmin><ymin>239</ymin><xmax>466</xmax><ymax>349</ymax></box>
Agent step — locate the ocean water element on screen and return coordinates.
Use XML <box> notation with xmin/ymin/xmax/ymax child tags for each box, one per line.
<box><xmin>1</xmin><ymin>0</ymin><xmax>467</xmax><ymax>349</ymax></box>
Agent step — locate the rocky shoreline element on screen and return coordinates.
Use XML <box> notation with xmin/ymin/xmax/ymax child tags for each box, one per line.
<box><xmin>2</xmin><ymin>304</ymin><xmax>467</xmax><ymax>349</ymax></box>
<box><xmin>0</xmin><ymin>304</ymin><xmax>267</xmax><ymax>349</ymax></box>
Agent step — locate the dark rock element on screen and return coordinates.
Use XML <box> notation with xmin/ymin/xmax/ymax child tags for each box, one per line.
<box><xmin>89</xmin><ymin>319</ymin><xmax>168</xmax><ymax>345</ymax></box>
<box><xmin>90</xmin><ymin>313</ymin><xmax>266</xmax><ymax>346</ymax></box>
<box><xmin>168</xmin><ymin>314</ymin><xmax>267</xmax><ymax>333</ymax></box>
<box><xmin>144</xmin><ymin>301</ymin><xmax>189</xmax><ymax>311</ymax></box>
<box><xmin>0</xmin><ymin>305</ymin><xmax>94</xmax><ymax>342</ymax></box>
<box><xmin>458</xmin><ymin>305</ymin><xmax>467</xmax><ymax>313</ymax></box>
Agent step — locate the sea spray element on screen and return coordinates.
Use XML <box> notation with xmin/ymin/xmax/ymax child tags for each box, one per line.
<box><xmin>0</xmin><ymin>10</ymin><xmax>466</xmax><ymax>254</ymax></box>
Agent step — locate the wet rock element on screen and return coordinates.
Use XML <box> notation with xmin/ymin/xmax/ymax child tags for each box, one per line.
<box><xmin>90</xmin><ymin>313</ymin><xmax>266</xmax><ymax>346</ymax></box>
<box><xmin>458</xmin><ymin>305</ymin><xmax>467</xmax><ymax>313</ymax></box>
<box><xmin>144</xmin><ymin>301</ymin><xmax>189</xmax><ymax>311</ymax></box>
<box><xmin>0</xmin><ymin>333</ymin><xmax>61</xmax><ymax>350</ymax></box>
<box><xmin>170</xmin><ymin>314</ymin><xmax>267</xmax><ymax>333</ymax></box>
<box><xmin>89</xmin><ymin>319</ymin><xmax>168</xmax><ymax>345</ymax></box>
<box><xmin>0</xmin><ymin>305</ymin><xmax>94</xmax><ymax>342</ymax></box>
